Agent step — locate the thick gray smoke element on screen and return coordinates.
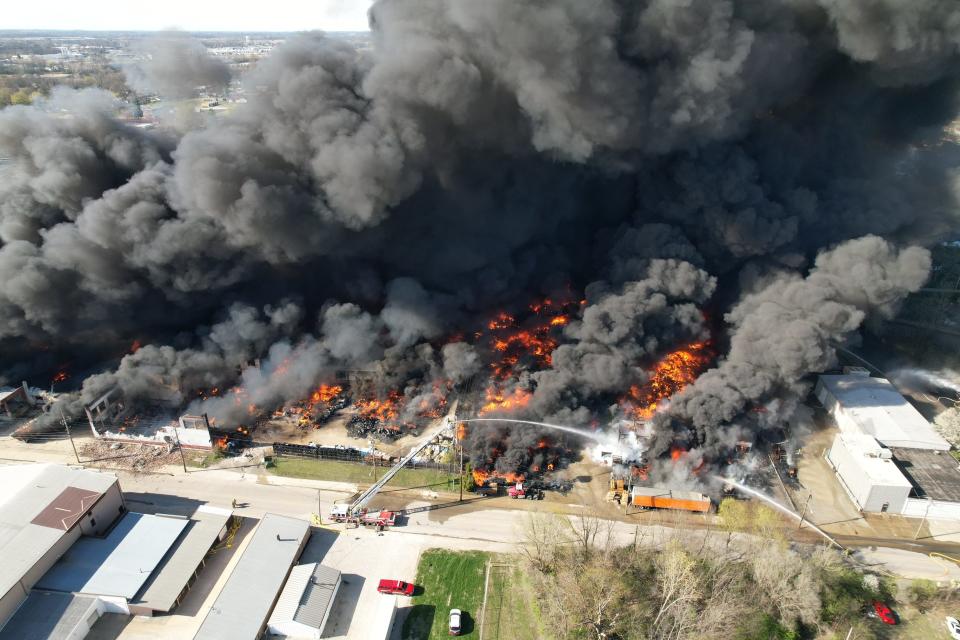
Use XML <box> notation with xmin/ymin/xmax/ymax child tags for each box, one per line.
<box><xmin>2</xmin><ymin>1</ymin><xmax>960</xmax><ymax>475</ymax></box>
<box><xmin>125</xmin><ymin>32</ymin><xmax>231</xmax><ymax>99</ymax></box>
<box><xmin>656</xmin><ymin>236</ymin><xmax>931</xmax><ymax>457</ymax></box>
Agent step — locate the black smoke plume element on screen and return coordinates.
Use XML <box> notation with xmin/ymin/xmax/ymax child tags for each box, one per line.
<box><xmin>2</xmin><ymin>1</ymin><xmax>959</xmax><ymax>478</ymax></box>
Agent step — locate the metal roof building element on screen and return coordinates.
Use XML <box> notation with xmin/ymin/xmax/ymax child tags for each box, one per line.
<box><xmin>130</xmin><ymin>506</ymin><xmax>231</xmax><ymax>614</ymax></box>
<box><xmin>267</xmin><ymin>563</ymin><xmax>341</xmax><ymax>639</ymax></box>
<box><xmin>194</xmin><ymin>513</ymin><xmax>310</xmax><ymax>640</ymax></box>
<box><xmin>35</xmin><ymin>512</ymin><xmax>188</xmax><ymax>599</ymax></box>
<box><xmin>816</xmin><ymin>374</ymin><xmax>950</xmax><ymax>450</ymax></box>
<box><xmin>0</xmin><ymin>464</ymin><xmax>124</xmax><ymax>627</ymax></box>
<box><xmin>0</xmin><ymin>591</ymin><xmax>101</xmax><ymax>640</ymax></box>
<box><xmin>827</xmin><ymin>432</ymin><xmax>914</xmax><ymax>513</ymax></box>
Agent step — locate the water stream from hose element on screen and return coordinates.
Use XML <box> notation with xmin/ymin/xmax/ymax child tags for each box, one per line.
<box><xmin>715</xmin><ymin>475</ymin><xmax>845</xmax><ymax>550</ymax></box>
<box><xmin>457</xmin><ymin>417</ymin><xmax>604</xmax><ymax>443</ymax></box>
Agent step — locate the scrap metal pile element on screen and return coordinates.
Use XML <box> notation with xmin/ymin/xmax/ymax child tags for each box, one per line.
<box><xmin>346</xmin><ymin>391</ymin><xmax>423</xmax><ymax>442</ymax></box>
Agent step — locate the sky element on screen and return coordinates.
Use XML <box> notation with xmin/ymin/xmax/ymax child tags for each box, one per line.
<box><xmin>2</xmin><ymin>0</ymin><xmax>374</xmax><ymax>32</ymax></box>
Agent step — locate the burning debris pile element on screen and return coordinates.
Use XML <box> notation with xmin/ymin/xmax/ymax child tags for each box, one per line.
<box><xmin>272</xmin><ymin>383</ymin><xmax>349</xmax><ymax>429</ymax></box>
<box><xmin>2</xmin><ymin>1</ymin><xmax>958</xmax><ymax>487</ymax></box>
<box><xmin>347</xmin><ymin>391</ymin><xmax>421</xmax><ymax>441</ymax></box>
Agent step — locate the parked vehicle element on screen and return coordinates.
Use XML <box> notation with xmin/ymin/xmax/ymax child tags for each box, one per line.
<box><xmin>871</xmin><ymin>601</ymin><xmax>897</xmax><ymax>625</ymax></box>
<box><xmin>946</xmin><ymin>616</ymin><xmax>960</xmax><ymax>639</ymax></box>
<box><xmin>474</xmin><ymin>483</ymin><xmax>498</xmax><ymax>497</ymax></box>
<box><xmin>329</xmin><ymin>504</ymin><xmax>397</xmax><ymax>529</ymax></box>
<box><xmin>449</xmin><ymin>608</ymin><xmax>462</xmax><ymax>636</ymax></box>
<box><xmin>376</xmin><ymin>579</ymin><xmax>415</xmax><ymax>596</ymax></box>
<box><xmin>507</xmin><ymin>482</ymin><xmax>542</xmax><ymax>500</ymax></box>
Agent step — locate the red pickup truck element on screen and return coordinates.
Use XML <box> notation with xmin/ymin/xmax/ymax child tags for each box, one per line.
<box><xmin>377</xmin><ymin>579</ymin><xmax>415</xmax><ymax>596</ymax></box>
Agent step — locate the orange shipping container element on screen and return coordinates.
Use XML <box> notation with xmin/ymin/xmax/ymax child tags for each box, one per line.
<box><xmin>630</xmin><ymin>487</ymin><xmax>710</xmax><ymax>512</ymax></box>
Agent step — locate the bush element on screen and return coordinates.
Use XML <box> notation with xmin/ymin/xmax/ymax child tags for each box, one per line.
<box><xmin>735</xmin><ymin>613</ymin><xmax>798</xmax><ymax>640</ymax></box>
<box><xmin>909</xmin><ymin>578</ymin><xmax>938</xmax><ymax>610</ymax></box>
<box><xmin>820</xmin><ymin>567</ymin><xmax>876</xmax><ymax>625</ymax></box>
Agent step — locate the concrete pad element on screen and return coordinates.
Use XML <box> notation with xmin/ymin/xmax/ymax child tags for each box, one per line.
<box><xmin>854</xmin><ymin>546</ymin><xmax>960</xmax><ymax>582</ymax></box>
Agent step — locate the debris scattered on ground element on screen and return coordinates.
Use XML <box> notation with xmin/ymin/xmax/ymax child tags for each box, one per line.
<box><xmin>79</xmin><ymin>440</ymin><xmax>184</xmax><ymax>472</ymax></box>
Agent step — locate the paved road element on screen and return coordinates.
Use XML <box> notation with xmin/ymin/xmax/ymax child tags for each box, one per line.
<box><xmin>6</xmin><ymin>435</ymin><xmax>960</xmax><ymax>639</ymax></box>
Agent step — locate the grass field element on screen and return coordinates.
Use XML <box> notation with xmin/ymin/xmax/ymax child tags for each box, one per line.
<box><xmin>481</xmin><ymin>561</ymin><xmax>547</xmax><ymax>640</ymax></box>
<box><xmin>270</xmin><ymin>456</ymin><xmax>458</xmax><ymax>489</ymax></box>
<box><xmin>402</xmin><ymin>550</ymin><xmax>489</xmax><ymax>640</ymax></box>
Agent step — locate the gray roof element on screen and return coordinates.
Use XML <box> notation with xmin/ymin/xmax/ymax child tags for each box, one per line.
<box><xmin>0</xmin><ymin>591</ymin><xmax>98</xmax><ymax>640</ymax></box>
<box><xmin>268</xmin><ymin>563</ymin><xmax>341</xmax><ymax>630</ymax></box>
<box><xmin>36</xmin><ymin>512</ymin><xmax>188</xmax><ymax>599</ymax></box>
<box><xmin>0</xmin><ymin>464</ymin><xmax>117</xmax><ymax>600</ymax></box>
<box><xmin>131</xmin><ymin>506</ymin><xmax>232</xmax><ymax>612</ymax></box>
<box><xmin>194</xmin><ymin>513</ymin><xmax>310</xmax><ymax>640</ymax></box>
<box><xmin>819</xmin><ymin>375</ymin><xmax>950</xmax><ymax>450</ymax></box>
<box><xmin>891</xmin><ymin>448</ymin><xmax>960</xmax><ymax>502</ymax></box>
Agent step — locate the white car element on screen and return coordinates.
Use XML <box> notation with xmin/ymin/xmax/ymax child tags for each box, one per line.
<box><xmin>946</xmin><ymin>616</ymin><xmax>960</xmax><ymax>640</ymax></box>
<box><xmin>449</xmin><ymin>608</ymin><xmax>462</xmax><ymax>636</ymax></box>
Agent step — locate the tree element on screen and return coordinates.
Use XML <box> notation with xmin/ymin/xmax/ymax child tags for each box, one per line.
<box><xmin>718</xmin><ymin>497</ymin><xmax>752</xmax><ymax>549</ymax></box>
<box><xmin>748</xmin><ymin>543</ymin><xmax>821</xmax><ymax>626</ymax></box>
<box><xmin>557</xmin><ymin>558</ymin><xmax>640</xmax><ymax>640</ymax></box>
<box><xmin>567</xmin><ymin>507</ymin><xmax>614</xmax><ymax>559</ymax></box>
<box><xmin>10</xmin><ymin>88</ymin><xmax>32</xmax><ymax>105</ymax></box>
<box><xmin>518</xmin><ymin>512</ymin><xmax>568</xmax><ymax>573</ymax></box>
<box><xmin>934</xmin><ymin>406</ymin><xmax>960</xmax><ymax>447</ymax></box>
<box><xmin>650</xmin><ymin>543</ymin><xmax>702</xmax><ymax>640</ymax></box>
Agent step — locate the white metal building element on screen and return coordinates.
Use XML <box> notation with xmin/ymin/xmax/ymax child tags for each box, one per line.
<box><xmin>816</xmin><ymin>374</ymin><xmax>950</xmax><ymax>450</ymax></box>
<box><xmin>267</xmin><ymin>563</ymin><xmax>341</xmax><ymax>639</ymax></box>
<box><xmin>826</xmin><ymin>432</ymin><xmax>913</xmax><ymax>513</ymax></box>
<box><xmin>819</xmin><ymin>373</ymin><xmax>960</xmax><ymax>518</ymax></box>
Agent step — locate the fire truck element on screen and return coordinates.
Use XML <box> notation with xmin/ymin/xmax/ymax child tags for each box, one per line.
<box><xmin>329</xmin><ymin>417</ymin><xmax>457</xmax><ymax>529</ymax></box>
<box><xmin>330</xmin><ymin>504</ymin><xmax>397</xmax><ymax>529</ymax></box>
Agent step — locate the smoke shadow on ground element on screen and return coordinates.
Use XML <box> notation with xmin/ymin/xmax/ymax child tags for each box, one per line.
<box><xmin>400</xmin><ymin>496</ymin><xmax>492</xmax><ymax>515</ymax></box>
<box><xmin>87</xmin><ymin>612</ymin><xmax>132</xmax><ymax>639</ymax></box>
<box><xmin>122</xmin><ymin>491</ymin><xmax>206</xmax><ymax>517</ymax></box>
<box><xmin>173</xmin><ymin>515</ymin><xmax>257</xmax><ymax>617</ymax></box>
<box><xmin>299</xmin><ymin>527</ymin><xmax>339</xmax><ymax>564</ymax></box>
<box><xmin>575</xmin><ymin>475</ymin><xmax>593</xmax><ymax>483</ymax></box>
<box><xmin>377</xmin><ymin>480</ymin><xmax>461</xmax><ymax>494</ymax></box>
<box><xmin>321</xmin><ymin>574</ymin><xmax>365</xmax><ymax>638</ymax></box>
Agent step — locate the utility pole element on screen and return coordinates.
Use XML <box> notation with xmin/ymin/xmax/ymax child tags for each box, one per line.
<box><xmin>61</xmin><ymin>408</ymin><xmax>80</xmax><ymax>464</ymax></box>
<box><xmin>459</xmin><ymin>437</ymin><xmax>464</xmax><ymax>502</ymax></box>
<box><xmin>914</xmin><ymin>497</ymin><xmax>933</xmax><ymax>540</ymax></box>
<box><xmin>798</xmin><ymin>494</ymin><xmax>812</xmax><ymax>529</ymax></box>
<box><xmin>173</xmin><ymin>427</ymin><xmax>188</xmax><ymax>474</ymax></box>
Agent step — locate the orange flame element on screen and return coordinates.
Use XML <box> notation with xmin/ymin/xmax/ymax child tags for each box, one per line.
<box><xmin>623</xmin><ymin>342</ymin><xmax>712</xmax><ymax>420</ymax></box>
<box><xmin>480</xmin><ymin>386</ymin><xmax>532</xmax><ymax>414</ymax></box>
<box><xmin>52</xmin><ymin>371</ymin><xmax>68</xmax><ymax>383</ymax></box>
<box><xmin>310</xmin><ymin>384</ymin><xmax>343</xmax><ymax>404</ymax></box>
<box><xmin>355</xmin><ymin>390</ymin><xmax>403</xmax><ymax>422</ymax></box>
<box><xmin>670</xmin><ymin>446</ymin><xmax>685</xmax><ymax>462</ymax></box>
<box><xmin>129</xmin><ymin>339</ymin><xmax>142</xmax><ymax>353</ymax></box>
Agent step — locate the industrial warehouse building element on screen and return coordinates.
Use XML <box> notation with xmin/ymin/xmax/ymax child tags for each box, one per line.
<box><xmin>0</xmin><ymin>463</ymin><xmax>232</xmax><ymax>639</ymax></box>
<box><xmin>819</xmin><ymin>372</ymin><xmax>960</xmax><ymax>519</ymax></box>
<box><xmin>0</xmin><ymin>464</ymin><xmax>125</xmax><ymax>628</ymax></box>
<box><xmin>194</xmin><ymin>513</ymin><xmax>311</xmax><ymax>640</ymax></box>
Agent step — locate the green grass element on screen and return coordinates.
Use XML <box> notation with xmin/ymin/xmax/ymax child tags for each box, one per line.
<box><xmin>482</xmin><ymin>560</ymin><xmax>547</xmax><ymax>640</ymax></box>
<box><xmin>270</xmin><ymin>457</ymin><xmax>458</xmax><ymax>490</ymax></box>
<box><xmin>185</xmin><ymin>449</ymin><xmax>223</xmax><ymax>468</ymax></box>
<box><xmin>403</xmin><ymin>550</ymin><xmax>489</xmax><ymax>640</ymax></box>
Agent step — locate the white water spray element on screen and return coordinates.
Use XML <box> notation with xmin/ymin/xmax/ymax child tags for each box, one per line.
<box><xmin>457</xmin><ymin>417</ymin><xmax>604</xmax><ymax>443</ymax></box>
<box><xmin>716</xmin><ymin>476</ymin><xmax>845</xmax><ymax>550</ymax></box>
